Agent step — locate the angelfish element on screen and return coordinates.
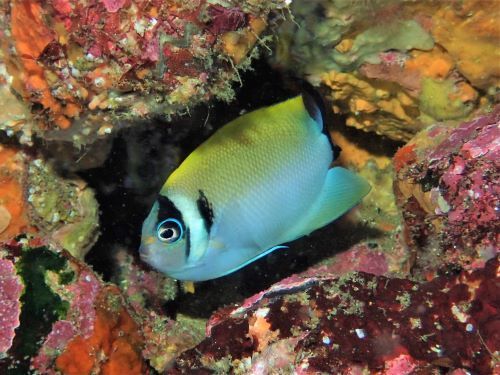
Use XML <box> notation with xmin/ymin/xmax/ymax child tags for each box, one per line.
<box><xmin>140</xmin><ymin>93</ymin><xmax>370</xmax><ymax>281</ymax></box>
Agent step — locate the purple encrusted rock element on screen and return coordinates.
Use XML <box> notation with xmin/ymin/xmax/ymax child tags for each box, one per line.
<box><xmin>394</xmin><ymin>106</ymin><xmax>499</xmax><ymax>277</ymax></box>
<box><xmin>170</xmin><ymin>256</ymin><xmax>499</xmax><ymax>374</ymax></box>
<box><xmin>0</xmin><ymin>258</ymin><xmax>23</xmax><ymax>355</ymax></box>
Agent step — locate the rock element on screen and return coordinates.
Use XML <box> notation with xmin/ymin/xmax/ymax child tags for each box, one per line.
<box><xmin>113</xmin><ymin>249</ymin><xmax>204</xmax><ymax>373</ymax></box>
<box><xmin>0</xmin><ymin>258</ymin><xmax>23</xmax><ymax>357</ymax></box>
<box><xmin>0</xmin><ymin>145</ymin><xmax>99</xmax><ymax>259</ymax></box>
<box><xmin>272</xmin><ymin>0</ymin><xmax>498</xmax><ymax>141</ymax></box>
<box><xmin>394</xmin><ymin>107</ymin><xmax>499</xmax><ymax>278</ymax></box>
<box><xmin>171</xmin><ymin>256</ymin><xmax>499</xmax><ymax>374</ymax></box>
<box><xmin>0</xmin><ymin>237</ymin><xmax>148</xmax><ymax>374</ymax></box>
<box><xmin>0</xmin><ymin>0</ymin><xmax>287</xmax><ymax>146</ymax></box>
<box><xmin>0</xmin><ymin>146</ymin><xmax>32</xmax><ymax>241</ymax></box>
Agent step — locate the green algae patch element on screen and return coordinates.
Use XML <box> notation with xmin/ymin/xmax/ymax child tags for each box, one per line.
<box><xmin>56</xmin><ymin>189</ymin><xmax>99</xmax><ymax>257</ymax></box>
<box><xmin>9</xmin><ymin>246</ymin><xmax>72</xmax><ymax>374</ymax></box>
<box><xmin>27</xmin><ymin>158</ymin><xmax>99</xmax><ymax>259</ymax></box>
<box><xmin>419</xmin><ymin>77</ymin><xmax>474</xmax><ymax>121</ymax></box>
<box><xmin>333</xmin><ymin>19</ymin><xmax>434</xmax><ymax>71</ymax></box>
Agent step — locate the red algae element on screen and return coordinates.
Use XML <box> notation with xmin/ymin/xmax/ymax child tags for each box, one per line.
<box><xmin>0</xmin><ymin>238</ymin><xmax>147</xmax><ymax>374</ymax></box>
<box><xmin>0</xmin><ymin>258</ymin><xmax>23</xmax><ymax>354</ymax></box>
<box><xmin>171</xmin><ymin>256</ymin><xmax>499</xmax><ymax>374</ymax></box>
<box><xmin>395</xmin><ymin>107</ymin><xmax>500</xmax><ymax>276</ymax></box>
<box><xmin>1</xmin><ymin>0</ymin><xmax>282</xmax><ymax>143</ymax></box>
<box><xmin>56</xmin><ymin>287</ymin><xmax>146</xmax><ymax>375</ymax></box>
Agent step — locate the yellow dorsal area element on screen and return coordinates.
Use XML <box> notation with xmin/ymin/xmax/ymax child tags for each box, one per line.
<box><xmin>163</xmin><ymin>96</ymin><xmax>319</xmax><ymax>203</ymax></box>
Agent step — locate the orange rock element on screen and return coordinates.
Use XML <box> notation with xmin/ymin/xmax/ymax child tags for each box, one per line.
<box><xmin>55</xmin><ymin>287</ymin><xmax>146</xmax><ymax>375</ymax></box>
<box><xmin>221</xmin><ymin>18</ymin><xmax>267</xmax><ymax>65</ymax></box>
<box><xmin>393</xmin><ymin>144</ymin><xmax>417</xmax><ymax>173</ymax></box>
<box><xmin>0</xmin><ymin>146</ymin><xmax>32</xmax><ymax>240</ymax></box>
<box><xmin>405</xmin><ymin>48</ymin><xmax>454</xmax><ymax>80</ymax></box>
<box><xmin>431</xmin><ymin>0</ymin><xmax>500</xmax><ymax>90</ymax></box>
<box><xmin>8</xmin><ymin>1</ymin><xmax>80</xmax><ymax>129</ymax></box>
<box><xmin>331</xmin><ymin>130</ymin><xmax>391</xmax><ymax>169</ymax></box>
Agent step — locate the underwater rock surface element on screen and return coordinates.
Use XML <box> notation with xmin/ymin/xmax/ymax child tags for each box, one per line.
<box><xmin>394</xmin><ymin>106</ymin><xmax>499</xmax><ymax>278</ymax></box>
<box><xmin>0</xmin><ymin>0</ymin><xmax>286</xmax><ymax>145</ymax></box>
<box><xmin>0</xmin><ymin>1</ymin><xmax>498</xmax><ymax>373</ymax></box>
<box><xmin>273</xmin><ymin>0</ymin><xmax>499</xmax><ymax>141</ymax></box>
<box><xmin>0</xmin><ymin>145</ymin><xmax>99</xmax><ymax>259</ymax></box>
<box><xmin>171</xmin><ymin>255</ymin><xmax>499</xmax><ymax>374</ymax></box>
<box><xmin>0</xmin><ymin>237</ymin><xmax>147</xmax><ymax>374</ymax></box>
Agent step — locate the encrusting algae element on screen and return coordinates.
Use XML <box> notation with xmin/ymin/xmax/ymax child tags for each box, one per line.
<box><xmin>0</xmin><ymin>1</ymin><xmax>498</xmax><ymax>374</ymax></box>
<box><xmin>272</xmin><ymin>0</ymin><xmax>499</xmax><ymax>141</ymax></box>
<box><xmin>0</xmin><ymin>0</ymin><xmax>288</xmax><ymax>145</ymax></box>
<box><xmin>0</xmin><ymin>145</ymin><xmax>99</xmax><ymax>259</ymax></box>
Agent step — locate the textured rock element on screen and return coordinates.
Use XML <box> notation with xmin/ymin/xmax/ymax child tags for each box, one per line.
<box><xmin>0</xmin><ymin>0</ymin><xmax>287</xmax><ymax>145</ymax></box>
<box><xmin>0</xmin><ymin>237</ymin><xmax>148</xmax><ymax>374</ymax></box>
<box><xmin>394</xmin><ymin>107</ymin><xmax>499</xmax><ymax>277</ymax></box>
<box><xmin>113</xmin><ymin>249</ymin><xmax>204</xmax><ymax>373</ymax></box>
<box><xmin>171</xmin><ymin>256</ymin><xmax>499</xmax><ymax>374</ymax></box>
<box><xmin>0</xmin><ymin>145</ymin><xmax>99</xmax><ymax>259</ymax></box>
<box><xmin>272</xmin><ymin>0</ymin><xmax>498</xmax><ymax>141</ymax></box>
<box><xmin>0</xmin><ymin>146</ymin><xmax>32</xmax><ymax>241</ymax></box>
<box><xmin>0</xmin><ymin>258</ymin><xmax>23</xmax><ymax>356</ymax></box>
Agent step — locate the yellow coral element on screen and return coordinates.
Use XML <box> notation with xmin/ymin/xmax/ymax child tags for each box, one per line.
<box><xmin>322</xmin><ymin>70</ymin><xmax>421</xmax><ymax>141</ymax></box>
<box><xmin>221</xmin><ymin>18</ymin><xmax>267</xmax><ymax>65</ymax></box>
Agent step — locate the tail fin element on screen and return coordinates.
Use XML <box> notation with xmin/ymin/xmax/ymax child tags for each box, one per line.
<box><xmin>289</xmin><ymin>167</ymin><xmax>371</xmax><ymax>239</ymax></box>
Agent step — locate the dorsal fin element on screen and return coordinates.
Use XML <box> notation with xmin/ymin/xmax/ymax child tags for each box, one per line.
<box><xmin>301</xmin><ymin>86</ymin><xmax>324</xmax><ymax>131</ymax></box>
<box><xmin>301</xmin><ymin>85</ymin><xmax>341</xmax><ymax>160</ymax></box>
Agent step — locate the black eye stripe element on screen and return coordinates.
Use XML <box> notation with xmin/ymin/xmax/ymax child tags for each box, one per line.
<box><xmin>157</xmin><ymin>195</ymin><xmax>184</xmax><ymax>228</ymax></box>
<box><xmin>185</xmin><ymin>228</ymin><xmax>191</xmax><ymax>259</ymax></box>
<box><xmin>196</xmin><ymin>190</ymin><xmax>214</xmax><ymax>232</ymax></box>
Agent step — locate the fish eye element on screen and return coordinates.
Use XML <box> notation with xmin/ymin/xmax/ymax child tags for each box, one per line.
<box><xmin>156</xmin><ymin>218</ymin><xmax>184</xmax><ymax>243</ymax></box>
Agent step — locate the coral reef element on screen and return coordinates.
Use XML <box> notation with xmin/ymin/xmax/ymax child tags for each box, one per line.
<box><xmin>0</xmin><ymin>236</ymin><xmax>147</xmax><ymax>374</ymax></box>
<box><xmin>272</xmin><ymin>0</ymin><xmax>499</xmax><ymax>141</ymax></box>
<box><xmin>0</xmin><ymin>0</ymin><xmax>287</xmax><ymax>145</ymax></box>
<box><xmin>0</xmin><ymin>2</ymin><xmax>498</xmax><ymax>373</ymax></box>
<box><xmin>394</xmin><ymin>106</ymin><xmax>499</xmax><ymax>277</ymax></box>
<box><xmin>113</xmin><ymin>249</ymin><xmax>205</xmax><ymax>372</ymax></box>
<box><xmin>0</xmin><ymin>146</ymin><xmax>99</xmax><ymax>259</ymax></box>
<box><xmin>171</xmin><ymin>255</ymin><xmax>499</xmax><ymax>374</ymax></box>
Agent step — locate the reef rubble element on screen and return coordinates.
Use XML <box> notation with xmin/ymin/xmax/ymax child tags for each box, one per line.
<box><xmin>394</xmin><ymin>105</ymin><xmax>499</xmax><ymax>278</ymax></box>
<box><xmin>0</xmin><ymin>2</ymin><xmax>498</xmax><ymax>373</ymax></box>
<box><xmin>0</xmin><ymin>237</ymin><xmax>147</xmax><ymax>374</ymax></box>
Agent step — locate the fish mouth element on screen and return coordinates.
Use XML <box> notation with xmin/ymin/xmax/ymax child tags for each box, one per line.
<box><xmin>138</xmin><ymin>244</ymin><xmax>151</xmax><ymax>262</ymax></box>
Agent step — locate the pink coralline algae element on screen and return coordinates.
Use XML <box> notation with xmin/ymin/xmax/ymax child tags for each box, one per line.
<box><xmin>313</xmin><ymin>242</ymin><xmax>390</xmax><ymax>277</ymax></box>
<box><xmin>0</xmin><ymin>237</ymin><xmax>146</xmax><ymax>374</ymax></box>
<box><xmin>394</xmin><ymin>106</ymin><xmax>499</xmax><ymax>276</ymax></box>
<box><xmin>171</xmin><ymin>256</ymin><xmax>499</xmax><ymax>374</ymax></box>
<box><xmin>0</xmin><ymin>258</ymin><xmax>23</xmax><ymax>355</ymax></box>
<box><xmin>101</xmin><ymin>0</ymin><xmax>128</xmax><ymax>13</ymax></box>
<box><xmin>208</xmin><ymin>5</ymin><xmax>247</xmax><ymax>34</ymax></box>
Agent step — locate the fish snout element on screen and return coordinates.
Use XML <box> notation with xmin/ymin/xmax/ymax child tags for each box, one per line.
<box><xmin>139</xmin><ymin>243</ymin><xmax>152</xmax><ymax>262</ymax></box>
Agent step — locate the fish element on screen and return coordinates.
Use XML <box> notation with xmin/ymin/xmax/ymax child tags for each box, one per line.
<box><xmin>139</xmin><ymin>92</ymin><xmax>370</xmax><ymax>281</ymax></box>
